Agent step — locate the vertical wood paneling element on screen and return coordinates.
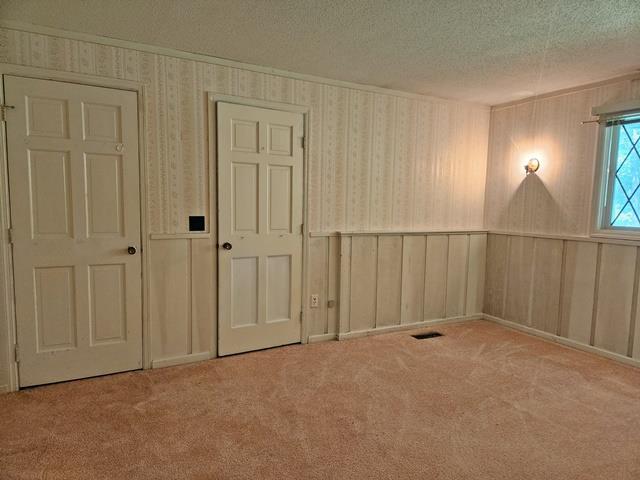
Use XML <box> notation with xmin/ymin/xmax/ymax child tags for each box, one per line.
<box><xmin>530</xmin><ymin>238</ymin><xmax>563</xmax><ymax>334</ymax></box>
<box><xmin>485</xmin><ymin>234</ymin><xmax>640</xmax><ymax>363</ymax></box>
<box><xmin>484</xmin><ymin>234</ymin><xmax>508</xmax><ymax>317</ymax></box>
<box><xmin>466</xmin><ymin>234</ymin><xmax>487</xmax><ymax>315</ymax></box>
<box><xmin>633</xmin><ymin>290</ymin><xmax>640</xmax><ymax>359</ymax></box>
<box><xmin>375</xmin><ymin>236</ymin><xmax>403</xmax><ymax>327</ymax></box>
<box><xmin>594</xmin><ymin>245</ymin><xmax>636</xmax><ymax>355</ymax></box>
<box><xmin>327</xmin><ymin>236</ymin><xmax>341</xmax><ymax>334</ymax></box>
<box><xmin>424</xmin><ymin>235</ymin><xmax>448</xmax><ymax>319</ymax></box>
<box><xmin>504</xmin><ymin>236</ymin><xmax>535</xmax><ymax>326</ymax></box>
<box><xmin>308</xmin><ymin>237</ymin><xmax>328</xmax><ymax>336</ymax></box>
<box><xmin>338</xmin><ymin>232</ymin><xmax>484</xmax><ymax>336</ymax></box>
<box><xmin>191</xmin><ymin>238</ymin><xmax>215</xmax><ymax>355</ymax></box>
<box><xmin>150</xmin><ymin>240</ymin><xmax>191</xmax><ymax>359</ymax></box>
<box><xmin>401</xmin><ymin>236</ymin><xmax>426</xmax><ymax>324</ymax></box>
<box><xmin>446</xmin><ymin>235</ymin><xmax>469</xmax><ymax>317</ymax></box>
<box><xmin>338</xmin><ymin>236</ymin><xmax>352</xmax><ymax>334</ymax></box>
<box><xmin>559</xmin><ymin>241</ymin><xmax>597</xmax><ymax>344</ymax></box>
<box><xmin>349</xmin><ymin>236</ymin><xmax>377</xmax><ymax>332</ymax></box>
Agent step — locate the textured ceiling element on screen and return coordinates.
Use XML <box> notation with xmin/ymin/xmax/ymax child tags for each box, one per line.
<box><xmin>2</xmin><ymin>0</ymin><xmax>640</xmax><ymax>105</ymax></box>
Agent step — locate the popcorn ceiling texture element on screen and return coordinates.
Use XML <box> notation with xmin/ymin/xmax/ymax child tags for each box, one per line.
<box><xmin>2</xmin><ymin>0</ymin><xmax>640</xmax><ymax>105</ymax></box>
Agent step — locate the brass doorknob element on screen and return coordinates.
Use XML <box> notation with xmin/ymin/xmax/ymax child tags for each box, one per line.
<box><xmin>127</xmin><ymin>246</ymin><xmax>137</xmax><ymax>255</ymax></box>
<box><xmin>222</xmin><ymin>242</ymin><xmax>232</xmax><ymax>250</ymax></box>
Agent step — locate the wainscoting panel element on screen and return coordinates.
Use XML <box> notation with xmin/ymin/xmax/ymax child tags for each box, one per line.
<box><xmin>401</xmin><ymin>235</ymin><xmax>427</xmax><ymax>324</ymax></box>
<box><xmin>423</xmin><ymin>235</ymin><xmax>448</xmax><ymax>320</ymax></box>
<box><xmin>485</xmin><ymin>233</ymin><xmax>640</xmax><ymax>361</ymax></box>
<box><xmin>445</xmin><ymin>235</ymin><xmax>469</xmax><ymax>317</ymax></box>
<box><xmin>559</xmin><ymin>241</ymin><xmax>597</xmax><ymax>345</ymax></box>
<box><xmin>375</xmin><ymin>236</ymin><xmax>403</xmax><ymax>327</ymax></box>
<box><xmin>331</xmin><ymin>231</ymin><xmax>486</xmax><ymax>340</ymax></box>
<box><xmin>483</xmin><ymin>233</ymin><xmax>507</xmax><ymax>318</ymax></box>
<box><xmin>530</xmin><ymin>238</ymin><xmax>563</xmax><ymax>334</ymax></box>
<box><xmin>149</xmin><ymin>237</ymin><xmax>216</xmax><ymax>365</ymax></box>
<box><xmin>466</xmin><ymin>234</ymin><xmax>487</xmax><ymax>316</ymax></box>
<box><xmin>350</xmin><ymin>236</ymin><xmax>378</xmax><ymax>332</ymax></box>
<box><xmin>594</xmin><ymin>244</ymin><xmax>636</xmax><ymax>355</ymax></box>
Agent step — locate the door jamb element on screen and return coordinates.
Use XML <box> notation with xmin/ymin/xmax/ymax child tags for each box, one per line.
<box><xmin>0</xmin><ymin>64</ymin><xmax>152</xmax><ymax>391</ymax></box>
<box><xmin>208</xmin><ymin>93</ymin><xmax>311</xmax><ymax>355</ymax></box>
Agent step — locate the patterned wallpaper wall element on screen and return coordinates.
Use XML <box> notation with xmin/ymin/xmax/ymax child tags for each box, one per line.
<box><xmin>485</xmin><ymin>76</ymin><xmax>640</xmax><ymax>236</ymax></box>
<box><xmin>0</xmin><ymin>26</ymin><xmax>490</xmax><ymax>234</ymax></box>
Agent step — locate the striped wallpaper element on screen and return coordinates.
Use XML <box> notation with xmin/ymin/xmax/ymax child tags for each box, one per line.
<box><xmin>0</xmin><ymin>26</ymin><xmax>490</xmax><ymax>234</ymax></box>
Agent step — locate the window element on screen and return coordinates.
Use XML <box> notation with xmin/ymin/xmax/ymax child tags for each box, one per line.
<box><xmin>597</xmin><ymin>112</ymin><xmax>640</xmax><ymax>232</ymax></box>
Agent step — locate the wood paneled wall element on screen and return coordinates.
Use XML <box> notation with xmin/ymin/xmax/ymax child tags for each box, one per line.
<box><xmin>307</xmin><ymin>232</ymin><xmax>486</xmax><ymax>341</ymax></box>
<box><xmin>148</xmin><ymin>238</ymin><xmax>216</xmax><ymax>366</ymax></box>
<box><xmin>485</xmin><ymin>233</ymin><xmax>640</xmax><ymax>361</ymax></box>
<box><xmin>483</xmin><ymin>75</ymin><xmax>640</xmax><ymax>367</ymax></box>
<box><xmin>0</xmin><ymin>25</ymin><xmax>490</xmax><ymax>387</ymax></box>
<box><xmin>484</xmin><ymin>76</ymin><xmax>640</xmax><ymax>236</ymax></box>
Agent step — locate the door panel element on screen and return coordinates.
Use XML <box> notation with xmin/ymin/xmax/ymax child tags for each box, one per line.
<box><xmin>232</xmin><ymin>163</ymin><xmax>259</xmax><ymax>234</ymax></box>
<box><xmin>88</xmin><ymin>263</ymin><xmax>126</xmax><ymax>344</ymax></box>
<box><xmin>85</xmin><ymin>153</ymin><xmax>124</xmax><ymax>236</ymax></box>
<box><xmin>6</xmin><ymin>76</ymin><xmax>142</xmax><ymax>387</ymax></box>
<box><xmin>218</xmin><ymin>102</ymin><xmax>303</xmax><ymax>355</ymax></box>
<box><xmin>268</xmin><ymin>166</ymin><xmax>292</xmax><ymax>233</ymax></box>
<box><xmin>28</xmin><ymin>149</ymin><xmax>73</xmax><ymax>237</ymax></box>
<box><xmin>34</xmin><ymin>266</ymin><xmax>77</xmax><ymax>351</ymax></box>
<box><xmin>266</xmin><ymin>255</ymin><xmax>292</xmax><ymax>322</ymax></box>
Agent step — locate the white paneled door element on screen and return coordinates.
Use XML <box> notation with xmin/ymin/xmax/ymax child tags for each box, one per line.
<box><xmin>217</xmin><ymin>102</ymin><xmax>303</xmax><ymax>355</ymax></box>
<box><xmin>5</xmin><ymin>76</ymin><xmax>142</xmax><ymax>387</ymax></box>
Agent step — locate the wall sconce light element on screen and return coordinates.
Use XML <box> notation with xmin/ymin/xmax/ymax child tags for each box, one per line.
<box><xmin>524</xmin><ymin>157</ymin><xmax>540</xmax><ymax>175</ymax></box>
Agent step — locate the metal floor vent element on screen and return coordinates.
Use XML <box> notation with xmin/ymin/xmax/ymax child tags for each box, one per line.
<box><xmin>411</xmin><ymin>331</ymin><xmax>443</xmax><ymax>340</ymax></box>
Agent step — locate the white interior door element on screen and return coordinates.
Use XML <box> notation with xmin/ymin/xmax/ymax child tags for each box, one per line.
<box><xmin>217</xmin><ymin>102</ymin><xmax>303</xmax><ymax>356</ymax></box>
<box><xmin>5</xmin><ymin>76</ymin><xmax>142</xmax><ymax>387</ymax></box>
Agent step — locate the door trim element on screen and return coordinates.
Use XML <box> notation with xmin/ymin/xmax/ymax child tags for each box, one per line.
<box><xmin>208</xmin><ymin>93</ymin><xmax>311</xmax><ymax>354</ymax></box>
<box><xmin>0</xmin><ymin>64</ymin><xmax>151</xmax><ymax>391</ymax></box>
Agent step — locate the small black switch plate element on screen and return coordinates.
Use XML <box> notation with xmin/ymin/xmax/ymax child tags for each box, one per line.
<box><xmin>189</xmin><ymin>215</ymin><xmax>205</xmax><ymax>232</ymax></box>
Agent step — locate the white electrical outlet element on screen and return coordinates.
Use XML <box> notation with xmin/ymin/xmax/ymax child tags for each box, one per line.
<box><xmin>310</xmin><ymin>294</ymin><xmax>319</xmax><ymax>308</ymax></box>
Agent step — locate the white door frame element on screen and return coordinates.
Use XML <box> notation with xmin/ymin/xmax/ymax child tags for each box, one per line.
<box><xmin>0</xmin><ymin>64</ymin><xmax>151</xmax><ymax>391</ymax></box>
<box><xmin>208</xmin><ymin>93</ymin><xmax>311</xmax><ymax>353</ymax></box>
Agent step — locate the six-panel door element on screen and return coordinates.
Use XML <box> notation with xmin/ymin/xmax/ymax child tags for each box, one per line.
<box><xmin>6</xmin><ymin>76</ymin><xmax>142</xmax><ymax>387</ymax></box>
<box><xmin>217</xmin><ymin>102</ymin><xmax>303</xmax><ymax>355</ymax></box>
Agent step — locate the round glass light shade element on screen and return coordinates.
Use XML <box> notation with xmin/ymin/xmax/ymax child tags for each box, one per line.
<box><xmin>525</xmin><ymin>157</ymin><xmax>540</xmax><ymax>174</ymax></box>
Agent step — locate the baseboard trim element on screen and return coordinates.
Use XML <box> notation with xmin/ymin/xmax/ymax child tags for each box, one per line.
<box><xmin>337</xmin><ymin>314</ymin><xmax>482</xmax><ymax>341</ymax></box>
<box><xmin>483</xmin><ymin>314</ymin><xmax>640</xmax><ymax>369</ymax></box>
<box><xmin>0</xmin><ymin>384</ymin><xmax>9</xmax><ymax>393</ymax></box>
<box><xmin>151</xmin><ymin>351</ymin><xmax>212</xmax><ymax>369</ymax></box>
<box><xmin>307</xmin><ymin>333</ymin><xmax>338</xmax><ymax>343</ymax></box>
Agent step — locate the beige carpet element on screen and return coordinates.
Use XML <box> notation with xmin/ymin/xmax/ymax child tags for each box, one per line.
<box><xmin>2</xmin><ymin>320</ymin><xmax>640</xmax><ymax>479</ymax></box>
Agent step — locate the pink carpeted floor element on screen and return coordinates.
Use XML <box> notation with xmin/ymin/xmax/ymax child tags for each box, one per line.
<box><xmin>2</xmin><ymin>320</ymin><xmax>640</xmax><ymax>479</ymax></box>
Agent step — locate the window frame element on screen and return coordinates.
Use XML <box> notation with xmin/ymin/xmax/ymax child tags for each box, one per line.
<box><xmin>592</xmin><ymin>108</ymin><xmax>640</xmax><ymax>239</ymax></box>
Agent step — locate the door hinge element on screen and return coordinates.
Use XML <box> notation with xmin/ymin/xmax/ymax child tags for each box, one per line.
<box><xmin>0</xmin><ymin>104</ymin><xmax>15</xmax><ymax>122</ymax></box>
<box><xmin>300</xmin><ymin>223</ymin><xmax>304</xmax><ymax>234</ymax></box>
<box><xmin>300</xmin><ymin>136</ymin><xmax>305</xmax><ymax>149</ymax></box>
<box><xmin>7</xmin><ymin>228</ymin><xmax>13</xmax><ymax>244</ymax></box>
<box><xmin>299</xmin><ymin>311</ymin><xmax>303</xmax><ymax>323</ymax></box>
<box><xmin>14</xmin><ymin>344</ymin><xmax>19</xmax><ymax>363</ymax></box>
